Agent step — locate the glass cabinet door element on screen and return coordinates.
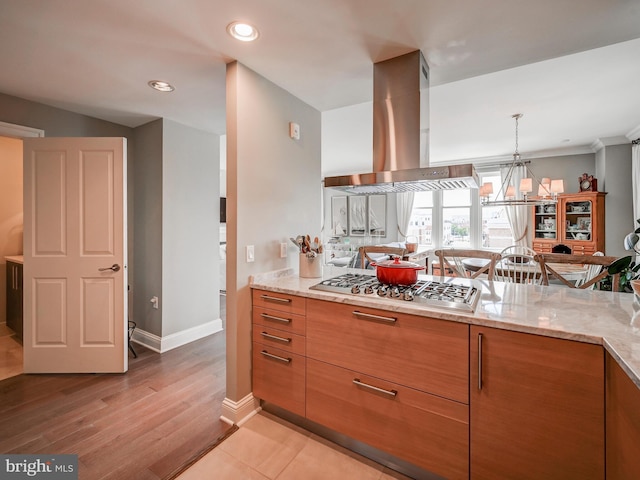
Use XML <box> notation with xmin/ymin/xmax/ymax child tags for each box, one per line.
<box><xmin>564</xmin><ymin>200</ymin><xmax>592</xmax><ymax>241</ymax></box>
<box><xmin>534</xmin><ymin>204</ymin><xmax>557</xmax><ymax>240</ymax></box>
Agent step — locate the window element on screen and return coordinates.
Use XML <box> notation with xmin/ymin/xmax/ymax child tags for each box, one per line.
<box><xmin>442</xmin><ymin>189</ymin><xmax>471</xmax><ymax>248</ymax></box>
<box><xmin>406</xmin><ymin>169</ymin><xmax>514</xmax><ymax>250</ymax></box>
<box><xmin>479</xmin><ymin>173</ymin><xmax>514</xmax><ymax>250</ymax></box>
<box><xmin>407</xmin><ymin>192</ymin><xmax>433</xmax><ymax>245</ymax></box>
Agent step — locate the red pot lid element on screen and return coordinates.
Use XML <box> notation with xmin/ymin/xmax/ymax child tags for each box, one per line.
<box><xmin>375</xmin><ymin>257</ymin><xmax>423</xmax><ymax>269</ymax></box>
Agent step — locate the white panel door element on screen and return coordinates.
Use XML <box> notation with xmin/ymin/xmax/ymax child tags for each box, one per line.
<box><xmin>23</xmin><ymin>137</ymin><xmax>127</xmax><ymax>373</ymax></box>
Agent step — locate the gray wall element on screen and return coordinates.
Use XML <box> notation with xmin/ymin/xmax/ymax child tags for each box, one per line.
<box><xmin>225</xmin><ymin>61</ymin><xmax>322</xmax><ymax>403</ymax></box>
<box><xmin>162</xmin><ymin>119</ymin><xmax>220</xmax><ymax>336</ymax></box>
<box><xmin>132</xmin><ymin>118</ymin><xmax>221</xmax><ymax>338</ymax></box>
<box><xmin>596</xmin><ymin>143</ymin><xmax>634</xmax><ymax>258</ymax></box>
<box><xmin>132</xmin><ymin>119</ymin><xmax>164</xmax><ymax>336</ymax></box>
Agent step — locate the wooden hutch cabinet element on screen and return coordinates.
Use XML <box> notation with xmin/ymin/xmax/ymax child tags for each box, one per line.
<box><xmin>532</xmin><ymin>192</ymin><xmax>606</xmax><ymax>255</ymax></box>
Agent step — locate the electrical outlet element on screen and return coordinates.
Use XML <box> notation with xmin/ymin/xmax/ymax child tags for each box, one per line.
<box><xmin>280</xmin><ymin>242</ymin><xmax>288</xmax><ymax>258</ymax></box>
<box><xmin>246</xmin><ymin>245</ymin><xmax>255</xmax><ymax>262</ymax></box>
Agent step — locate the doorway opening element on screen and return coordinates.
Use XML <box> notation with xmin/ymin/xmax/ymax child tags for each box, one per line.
<box><xmin>0</xmin><ymin>122</ymin><xmax>43</xmax><ymax>380</ymax></box>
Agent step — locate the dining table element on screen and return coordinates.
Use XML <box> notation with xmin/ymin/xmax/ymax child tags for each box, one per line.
<box><xmin>461</xmin><ymin>257</ymin><xmax>589</xmax><ymax>284</ymax></box>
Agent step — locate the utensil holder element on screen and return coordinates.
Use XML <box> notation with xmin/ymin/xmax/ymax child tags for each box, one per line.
<box><xmin>300</xmin><ymin>253</ymin><xmax>322</xmax><ymax>278</ymax></box>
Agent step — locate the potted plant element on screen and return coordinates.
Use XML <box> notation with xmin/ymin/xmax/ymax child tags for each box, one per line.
<box><xmin>605</xmin><ymin>219</ymin><xmax>640</xmax><ymax>292</ymax></box>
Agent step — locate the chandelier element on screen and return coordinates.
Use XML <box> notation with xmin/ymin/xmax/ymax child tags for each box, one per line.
<box><xmin>480</xmin><ymin>114</ymin><xmax>564</xmax><ymax>207</ymax></box>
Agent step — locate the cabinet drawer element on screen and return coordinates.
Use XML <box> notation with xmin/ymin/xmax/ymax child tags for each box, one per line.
<box><xmin>306</xmin><ymin>358</ymin><xmax>469</xmax><ymax>480</ymax></box>
<box><xmin>307</xmin><ymin>299</ymin><xmax>469</xmax><ymax>403</ymax></box>
<box><xmin>252</xmin><ymin>289</ymin><xmax>305</xmax><ymax>316</ymax></box>
<box><xmin>252</xmin><ymin>344</ymin><xmax>305</xmax><ymax>417</ymax></box>
<box><xmin>253</xmin><ymin>306</ymin><xmax>306</xmax><ymax>336</ymax></box>
<box><xmin>252</xmin><ymin>325</ymin><xmax>305</xmax><ymax>356</ymax></box>
<box><xmin>533</xmin><ymin>242</ymin><xmax>553</xmax><ymax>253</ymax></box>
<box><xmin>568</xmin><ymin>244</ymin><xmax>596</xmax><ymax>255</ymax></box>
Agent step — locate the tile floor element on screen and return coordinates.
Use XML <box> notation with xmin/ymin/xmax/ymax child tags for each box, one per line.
<box><xmin>0</xmin><ymin>323</ymin><xmax>23</xmax><ymax>381</ymax></box>
<box><xmin>176</xmin><ymin>411</ymin><xmax>414</xmax><ymax>480</ymax></box>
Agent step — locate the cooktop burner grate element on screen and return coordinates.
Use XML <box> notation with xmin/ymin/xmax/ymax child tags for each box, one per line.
<box><xmin>310</xmin><ymin>273</ymin><xmax>480</xmax><ymax>312</ymax></box>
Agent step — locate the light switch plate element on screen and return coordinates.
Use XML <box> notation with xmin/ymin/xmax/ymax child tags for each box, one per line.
<box><xmin>280</xmin><ymin>242</ymin><xmax>287</xmax><ymax>258</ymax></box>
<box><xmin>246</xmin><ymin>245</ymin><xmax>255</xmax><ymax>262</ymax></box>
<box><xmin>289</xmin><ymin>122</ymin><xmax>300</xmax><ymax>140</ymax></box>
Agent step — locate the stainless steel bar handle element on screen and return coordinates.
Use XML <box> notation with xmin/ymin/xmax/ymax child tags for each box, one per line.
<box><xmin>98</xmin><ymin>264</ymin><xmax>121</xmax><ymax>272</ymax></box>
<box><xmin>260</xmin><ymin>331</ymin><xmax>292</xmax><ymax>343</ymax></box>
<box><xmin>352</xmin><ymin>310</ymin><xmax>397</xmax><ymax>323</ymax></box>
<box><xmin>478</xmin><ymin>332</ymin><xmax>483</xmax><ymax>391</ymax></box>
<box><xmin>353</xmin><ymin>378</ymin><xmax>398</xmax><ymax>398</ymax></box>
<box><xmin>260</xmin><ymin>313</ymin><xmax>292</xmax><ymax>324</ymax></box>
<box><xmin>260</xmin><ymin>294</ymin><xmax>291</xmax><ymax>304</ymax></box>
<box><xmin>260</xmin><ymin>350</ymin><xmax>292</xmax><ymax>363</ymax></box>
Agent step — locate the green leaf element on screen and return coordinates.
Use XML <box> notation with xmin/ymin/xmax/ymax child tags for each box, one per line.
<box><xmin>608</xmin><ymin>256</ymin><xmax>633</xmax><ymax>275</ymax></box>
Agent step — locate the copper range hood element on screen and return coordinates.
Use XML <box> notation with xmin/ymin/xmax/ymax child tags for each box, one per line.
<box><xmin>323</xmin><ymin>50</ymin><xmax>478</xmax><ymax>193</ymax></box>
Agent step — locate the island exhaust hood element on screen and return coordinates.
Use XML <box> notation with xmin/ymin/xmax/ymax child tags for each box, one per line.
<box><xmin>323</xmin><ymin>50</ymin><xmax>478</xmax><ymax>193</ymax></box>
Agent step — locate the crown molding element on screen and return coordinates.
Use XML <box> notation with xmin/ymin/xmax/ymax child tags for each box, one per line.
<box><xmin>591</xmin><ymin>136</ymin><xmax>631</xmax><ymax>151</ymax></box>
<box><xmin>433</xmin><ymin>144</ymin><xmax>596</xmax><ymax>167</ymax></box>
<box><xmin>626</xmin><ymin>124</ymin><xmax>640</xmax><ymax>141</ymax></box>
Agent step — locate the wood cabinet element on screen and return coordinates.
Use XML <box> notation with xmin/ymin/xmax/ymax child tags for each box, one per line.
<box><xmin>5</xmin><ymin>260</ymin><xmax>23</xmax><ymax>340</ymax></box>
<box><xmin>251</xmin><ymin>289</ymin><xmax>306</xmax><ymax>416</ymax></box>
<box><xmin>470</xmin><ymin>325</ymin><xmax>604</xmax><ymax>480</ymax></box>
<box><xmin>306</xmin><ymin>298</ymin><xmax>469</xmax><ymax>479</ymax></box>
<box><xmin>306</xmin><ymin>299</ymin><xmax>469</xmax><ymax>403</ymax></box>
<box><xmin>306</xmin><ymin>358</ymin><xmax>469</xmax><ymax>480</ymax></box>
<box><xmin>605</xmin><ymin>352</ymin><xmax>640</xmax><ymax>480</ymax></box>
<box><xmin>532</xmin><ymin>192</ymin><xmax>606</xmax><ymax>255</ymax></box>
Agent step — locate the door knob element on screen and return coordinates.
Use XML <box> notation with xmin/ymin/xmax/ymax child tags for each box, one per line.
<box><xmin>99</xmin><ymin>264</ymin><xmax>121</xmax><ymax>272</ymax></box>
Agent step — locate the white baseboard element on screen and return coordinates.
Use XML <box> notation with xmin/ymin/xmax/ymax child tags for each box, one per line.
<box><xmin>220</xmin><ymin>393</ymin><xmax>261</xmax><ymax>426</ymax></box>
<box><xmin>131</xmin><ymin>318</ymin><xmax>223</xmax><ymax>353</ymax></box>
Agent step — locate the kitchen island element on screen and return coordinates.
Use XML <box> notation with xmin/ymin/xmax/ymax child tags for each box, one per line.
<box><xmin>250</xmin><ymin>268</ymin><xmax>640</xmax><ymax>480</ymax></box>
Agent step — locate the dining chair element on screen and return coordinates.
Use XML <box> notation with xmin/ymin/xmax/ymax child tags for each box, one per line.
<box><xmin>495</xmin><ymin>251</ymin><xmax>541</xmax><ymax>284</ymax></box>
<box><xmin>434</xmin><ymin>249</ymin><xmax>502</xmax><ymax>280</ymax></box>
<box><xmin>574</xmin><ymin>251</ymin><xmax>604</xmax><ymax>289</ymax></box>
<box><xmin>534</xmin><ymin>252</ymin><xmax>620</xmax><ymax>291</ymax></box>
<box><xmin>500</xmin><ymin>245</ymin><xmax>538</xmax><ymax>257</ymax></box>
<box><xmin>358</xmin><ymin>246</ymin><xmax>407</xmax><ymax>270</ymax></box>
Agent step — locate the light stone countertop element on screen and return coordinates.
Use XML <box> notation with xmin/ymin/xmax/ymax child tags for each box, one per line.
<box><xmin>250</xmin><ymin>267</ymin><xmax>640</xmax><ymax>389</ymax></box>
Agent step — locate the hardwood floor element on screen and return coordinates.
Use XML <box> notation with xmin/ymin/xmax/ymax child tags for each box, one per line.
<box><xmin>0</xmin><ymin>299</ymin><xmax>230</xmax><ymax>480</ymax></box>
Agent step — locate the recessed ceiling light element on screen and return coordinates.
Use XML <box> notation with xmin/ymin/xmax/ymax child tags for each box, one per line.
<box><xmin>227</xmin><ymin>21</ymin><xmax>259</xmax><ymax>42</ymax></box>
<box><xmin>148</xmin><ymin>80</ymin><xmax>175</xmax><ymax>92</ymax></box>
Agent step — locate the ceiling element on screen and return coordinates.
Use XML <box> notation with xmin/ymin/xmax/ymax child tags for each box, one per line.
<box><xmin>1</xmin><ymin>0</ymin><xmax>639</xmax><ymax>163</ymax></box>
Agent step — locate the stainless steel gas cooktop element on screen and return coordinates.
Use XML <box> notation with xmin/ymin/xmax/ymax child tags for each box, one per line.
<box><xmin>310</xmin><ymin>273</ymin><xmax>480</xmax><ymax>312</ymax></box>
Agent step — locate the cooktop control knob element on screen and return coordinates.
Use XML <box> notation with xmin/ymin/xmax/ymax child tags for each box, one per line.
<box><xmin>351</xmin><ymin>285</ymin><xmax>360</xmax><ymax>294</ymax></box>
<box><xmin>403</xmin><ymin>290</ymin><xmax>414</xmax><ymax>301</ymax></box>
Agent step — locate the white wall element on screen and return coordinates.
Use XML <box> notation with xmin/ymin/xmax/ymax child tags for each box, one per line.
<box><xmin>321</xmin><ymin>102</ymin><xmax>372</xmax><ymax>176</ymax></box>
<box><xmin>225</xmin><ymin>61</ymin><xmax>322</xmax><ymax>405</ymax></box>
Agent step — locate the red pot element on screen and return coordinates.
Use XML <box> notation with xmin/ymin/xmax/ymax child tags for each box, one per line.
<box><xmin>370</xmin><ymin>257</ymin><xmax>424</xmax><ymax>285</ymax></box>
